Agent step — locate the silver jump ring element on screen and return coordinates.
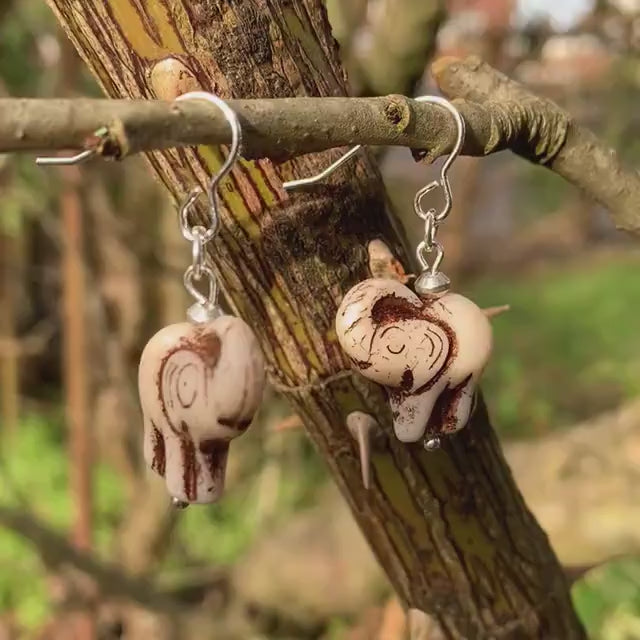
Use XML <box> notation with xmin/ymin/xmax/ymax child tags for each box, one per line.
<box><xmin>191</xmin><ymin>225</ymin><xmax>207</xmax><ymax>279</ymax></box>
<box><xmin>416</xmin><ymin>240</ymin><xmax>444</xmax><ymax>274</ymax></box>
<box><xmin>423</xmin><ymin>212</ymin><xmax>437</xmax><ymax>250</ymax></box>
<box><xmin>413</xmin><ymin>181</ymin><xmax>440</xmax><ymax>221</ymax></box>
<box><xmin>184</xmin><ymin>264</ymin><xmax>219</xmax><ymax>309</ymax></box>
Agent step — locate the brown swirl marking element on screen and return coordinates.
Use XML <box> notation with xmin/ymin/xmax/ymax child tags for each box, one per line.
<box><xmin>370</xmin><ymin>292</ymin><xmax>420</xmax><ymax>324</ymax></box>
<box><xmin>157</xmin><ymin>329</ymin><xmax>222</xmax><ymax>437</ymax></box>
<box><xmin>191</xmin><ymin>327</ymin><xmax>223</xmax><ymax>370</ymax></box>
<box><xmin>164</xmin><ymin>362</ymin><xmax>178</xmax><ymax>409</ymax></box>
<box><xmin>151</xmin><ymin>423</ymin><xmax>166</xmax><ymax>477</ymax></box>
<box><xmin>372</xmin><ymin>293</ymin><xmax>457</xmax><ymax>398</ymax></box>
<box><xmin>199</xmin><ymin>439</ymin><xmax>230</xmax><ymax>494</ymax></box>
<box><xmin>180</xmin><ymin>421</ymin><xmax>198</xmax><ymax>501</ymax></box>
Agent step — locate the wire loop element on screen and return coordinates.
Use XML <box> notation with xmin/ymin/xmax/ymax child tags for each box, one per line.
<box><xmin>172</xmin><ymin>92</ymin><xmax>242</xmax><ymax>309</ymax></box>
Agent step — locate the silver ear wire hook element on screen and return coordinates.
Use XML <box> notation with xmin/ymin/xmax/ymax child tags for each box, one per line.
<box><xmin>35</xmin><ymin>148</ymin><xmax>96</xmax><ymax>166</ymax></box>
<box><xmin>282</xmin><ymin>95</ymin><xmax>465</xmax><ymax>196</ymax></box>
<box><xmin>172</xmin><ymin>92</ymin><xmax>242</xmax><ymax>322</ymax></box>
<box><xmin>281</xmin><ymin>95</ymin><xmax>465</xmax><ymax>296</ymax></box>
<box><xmin>282</xmin><ymin>145</ymin><xmax>363</xmax><ymax>190</ymax></box>
<box><xmin>174</xmin><ymin>91</ymin><xmax>242</xmax><ymax>245</ymax></box>
<box><xmin>412</xmin><ymin>96</ymin><xmax>465</xmax><ymax>223</ymax></box>
<box><xmin>36</xmin><ymin>127</ymin><xmax>109</xmax><ymax>166</ymax></box>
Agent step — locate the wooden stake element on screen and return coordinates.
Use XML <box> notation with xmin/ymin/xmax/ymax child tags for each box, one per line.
<box><xmin>59</xmin><ymin>39</ymin><xmax>94</xmax><ymax>640</ymax></box>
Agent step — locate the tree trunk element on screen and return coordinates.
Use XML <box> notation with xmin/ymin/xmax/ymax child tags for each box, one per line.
<box><xmin>45</xmin><ymin>1</ymin><xmax>585</xmax><ymax>637</ymax></box>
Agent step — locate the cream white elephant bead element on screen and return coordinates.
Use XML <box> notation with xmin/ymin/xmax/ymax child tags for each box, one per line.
<box><xmin>335</xmin><ymin>278</ymin><xmax>492</xmax><ymax>443</ymax></box>
<box><xmin>138</xmin><ymin>315</ymin><xmax>266</xmax><ymax>504</ymax></box>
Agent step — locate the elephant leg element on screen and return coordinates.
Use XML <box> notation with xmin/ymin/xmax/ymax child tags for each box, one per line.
<box><xmin>162</xmin><ymin>427</ymin><xmax>193</xmax><ymax>503</ymax></box>
<box><xmin>163</xmin><ymin>426</ymin><xmax>230</xmax><ymax>504</ymax></box>
<box><xmin>196</xmin><ymin>438</ymin><xmax>230</xmax><ymax>503</ymax></box>
<box><xmin>429</xmin><ymin>374</ymin><xmax>477</xmax><ymax>437</ymax></box>
<box><xmin>389</xmin><ymin>385</ymin><xmax>442</xmax><ymax>443</ymax></box>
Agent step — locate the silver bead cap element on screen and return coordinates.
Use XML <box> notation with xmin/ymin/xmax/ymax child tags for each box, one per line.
<box><xmin>414</xmin><ymin>270</ymin><xmax>451</xmax><ymax>297</ymax></box>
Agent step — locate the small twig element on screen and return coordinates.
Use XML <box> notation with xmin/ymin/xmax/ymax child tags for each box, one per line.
<box><xmin>433</xmin><ymin>56</ymin><xmax>640</xmax><ymax>235</ymax></box>
<box><xmin>482</xmin><ymin>304</ymin><xmax>510</xmax><ymax>318</ymax></box>
<box><xmin>272</xmin><ymin>414</ymin><xmax>303</xmax><ymax>433</ymax></box>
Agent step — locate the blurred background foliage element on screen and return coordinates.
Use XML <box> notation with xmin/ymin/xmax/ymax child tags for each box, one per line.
<box><xmin>0</xmin><ymin>0</ymin><xmax>639</xmax><ymax>638</ymax></box>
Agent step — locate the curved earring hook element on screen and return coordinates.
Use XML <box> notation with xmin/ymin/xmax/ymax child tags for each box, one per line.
<box><xmin>411</xmin><ymin>96</ymin><xmax>465</xmax><ymax>223</ymax></box>
<box><xmin>282</xmin><ymin>96</ymin><xmax>465</xmax><ymax>221</ymax></box>
<box><xmin>36</xmin><ymin>149</ymin><xmax>96</xmax><ymax>166</ymax></box>
<box><xmin>282</xmin><ymin>144</ymin><xmax>364</xmax><ymax>191</ymax></box>
<box><xmin>174</xmin><ymin>91</ymin><xmax>242</xmax><ymax>244</ymax></box>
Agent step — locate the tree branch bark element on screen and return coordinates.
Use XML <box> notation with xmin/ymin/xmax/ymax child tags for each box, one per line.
<box><xmin>432</xmin><ymin>56</ymin><xmax>640</xmax><ymax>235</ymax></box>
<box><xmin>0</xmin><ymin>95</ymin><xmax>541</xmax><ymax>161</ymax></box>
<box><xmin>0</xmin><ymin>506</ymin><xmax>181</xmax><ymax>615</ymax></box>
<box><xmin>3</xmin><ymin>56</ymin><xmax>640</xmax><ymax>234</ymax></box>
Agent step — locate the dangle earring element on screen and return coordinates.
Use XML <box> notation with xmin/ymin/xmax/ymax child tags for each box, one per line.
<box><xmin>138</xmin><ymin>92</ymin><xmax>266</xmax><ymax>507</ymax></box>
<box><xmin>285</xmin><ymin>97</ymin><xmax>492</xmax><ymax>450</ymax></box>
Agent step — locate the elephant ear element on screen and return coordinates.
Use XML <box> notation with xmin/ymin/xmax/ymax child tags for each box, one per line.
<box><xmin>430</xmin><ymin>293</ymin><xmax>493</xmax><ymax>387</ymax></box>
<box><xmin>138</xmin><ymin>322</ymin><xmax>194</xmax><ymax>435</ymax></box>
<box><xmin>208</xmin><ymin>315</ymin><xmax>267</xmax><ymax>432</ymax></box>
<box><xmin>154</xmin><ymin>323</ymin><xmax>224</xmax><ymax>439</ymax></box>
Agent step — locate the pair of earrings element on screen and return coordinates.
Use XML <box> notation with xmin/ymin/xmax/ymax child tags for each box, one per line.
<box><xmin>137</xmin><ymin>93</ymin><xmax>493</xmax><ymax>507</ymax></box>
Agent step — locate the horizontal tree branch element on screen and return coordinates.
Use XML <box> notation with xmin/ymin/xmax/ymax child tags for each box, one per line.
<box><xmin>1</xmin><ymin>56</ymin><xmax>639</xmax><ymax>235</ymax></box>
<box><xmin>433</xmin><ymin>56</ymin><xmax>640</xmax><ymax>235</ymax></box>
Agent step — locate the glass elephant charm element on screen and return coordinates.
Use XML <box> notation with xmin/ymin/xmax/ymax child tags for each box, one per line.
<box><xmin>138</xmin><ymin>315</ymin><xmax>266</xmax><ymax>505</ymax></box>
<box><xmin>335</xmin><ymin>278</ymin><xmax>492</xmax><ymax>446</ymax></box>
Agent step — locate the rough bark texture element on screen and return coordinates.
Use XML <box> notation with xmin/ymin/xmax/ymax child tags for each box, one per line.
<box><xmin>433</xmin><ymin>56</ymin><xmax>640</xmax><ymax>236</ymax></box>
<box><xmin>0</xmin><ymin>95</ymin><xmax>538</xmax><ymax>160</ymax></box>
<box><xmin>5</xmin><ymin>67</ymin><xmax>640</xmax><ymax>234</ymax></box>
<box><xmin>45</xmin><ymin>1</ymin><xmax>585</xmax><ymax>638</ymax></box>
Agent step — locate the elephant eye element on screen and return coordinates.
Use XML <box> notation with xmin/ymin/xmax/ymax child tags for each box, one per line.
<box><xmin>176</xmin><ymin>362</ymin><xmax>198</xmax><ymax>408</ymax></box>
<box><xmin>387</xmin><ymin>343</ymin><xmax>405</xmax><ymax>355</ymax></box>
